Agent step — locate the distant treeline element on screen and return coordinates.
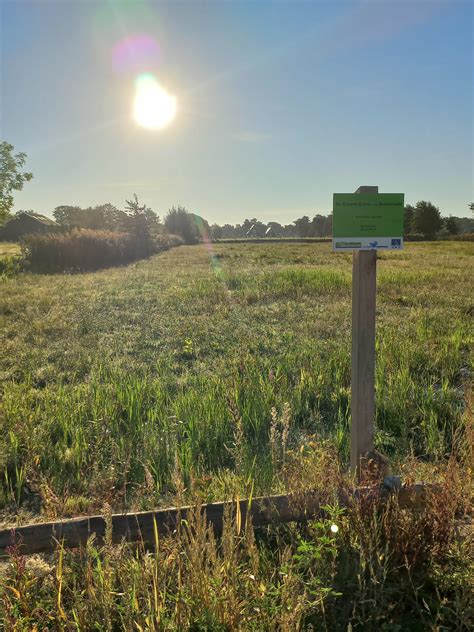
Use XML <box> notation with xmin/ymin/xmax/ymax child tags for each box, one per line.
<box><xmin>210</xmin><ymin>216</ymin><xmax>332</xmax><ymax>240</ymax></box>
<box><xmin>4</xmin><ymin>199</ymin><xmax>473</xmax><ymax>246</ymax></box>
<box><xmin>211</xmin><ymin>202</ymin><xmax>473</xmax><ymax>240</ymax></box>
<box><xmin>402</xmin><ymin>201</ymin><xmax>473</xmax><ymax>239</ymax></box>
<box><xmin>2</xmin><ymin>142</ymin><xmax>473</xmax><ymax>245</ymax></box>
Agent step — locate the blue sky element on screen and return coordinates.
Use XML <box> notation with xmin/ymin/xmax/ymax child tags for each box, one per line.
<box><xmin>1</xmin><ymin>0</ymin><xmax>472</xmax><ymax>224</ymax></box>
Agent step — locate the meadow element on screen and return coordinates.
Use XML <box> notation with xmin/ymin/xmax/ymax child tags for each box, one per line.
<box><xmin>0</xmin><ymin>242</ymin><xmax>21</xmax><ymax>259</ymax></box>
<box><xmin>0</xmin><ymin>241</ymin><xmax>472</xmax><ymax>629</ymax></box>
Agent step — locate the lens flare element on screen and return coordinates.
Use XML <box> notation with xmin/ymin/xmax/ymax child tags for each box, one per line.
<box><xmin>192</xmin><ymin>215</ymin><xmax>225</xmax><ymax>280</ymax></box>
<box><xmin>133</xmin><ymin>74</ymin><xmax>177</xmax><ymax>130</ymax></box>
<box><xmin>112</xmin><ymin>33</ymin><xmax>160</xmax><ymax>74</ymax></box>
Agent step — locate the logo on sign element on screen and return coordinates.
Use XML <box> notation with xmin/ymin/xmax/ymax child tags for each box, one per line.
<box><xmin>391</xmin><ymin>239</ymin><xmax>401</xmax><ymax>248</ymax></box>
<box><xmin>335</xmin><ymin>241</ymin><xmax>361</xmax><ymax>248</ymax></box>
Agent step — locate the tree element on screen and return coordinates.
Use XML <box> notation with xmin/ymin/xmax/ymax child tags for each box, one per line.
<box><xmin>15</xmin><ymin>209</ymin><xmax>43</xmax><ymax>217</ymax></box>
<box><xmin>165</xmin><ymin>206</ymin><xmax>200</xmax><ymax>244</ymax></box>
<box><xmin>413</xmin><ymin>201</ymin><xmax>442</xmax><ymax>239</ymax></box>
<box><xmin>53</xmin><ymin>205</ymin><xmax>83</xmax><ymax>227</ymax></box>
<box><xmin>404</xmin><ymin>204</ymin><xmax>415</xmax><ymax>236</ymax></box>
<box><xmin>311</xmin><ymin>214</ymin><xmax>324</xmax><ymax>237</ymax></box>
<box><xmin>241</xmin><ymin>218</ymin><xmax>265</xmax><ymax>238</ymax></box>
<box><xmin>0</xmin><ymin>142</ymin><xmax>33</xmax><ymax>224</ymax></box>
<box><xmin>311</xmin><ymin>214</ymin><xmax>332</xmax><ymax>237</ymax></box>
<box><xmin>455</xmin><ymin>216</ymin><xmax>474</xmax><ymax>233</ymax></box>
<box><xmin>283</xmin><ymin>223</ymin><xmax>296</xmax><ymax>237</ymax></box>
<box><xmin>241</xmin><ymin>219</ymin><xmax>253</xmax><ymax>235</ymax></box>
<box><xmin>221</xmin><ymin>224</ymin><xmax>236</xmax><ymax>239</ymax></box>
<box><xmin>444</xmin><ymin>216</ymin><xmax>459</xmax><ymax>235</ymax></box>
<box><xmin>210</xmin><ymin>224</ymin><xmax>223</xmax><ymax>240</ymax></box>
<box><xmin>294</xmin><ymin>215</ymin><xmax>311</xmax><ymax>238</ymax></box>
<box><xmin>249</xmin><ymin>218</ymin><xmax>266</xmax><ymax>238</ymax></box>
<box><xmin>96</xmin><ymin>203</ymin><xmax>130</xmax><ymax>231</ymax></box>
<box><xmin>190</xmin><ymin>213</ymin><xmax>211</xmax><ymax>240</ymax></box>
<box><xmin>234</xmin><ymin>223</ymin><xmax>246</xmax><ymax>238</ymax></box>
<box><xmin>124</xmin><ymin>194</ymin><xmax>158</xmax><ymax>252</ymax></box>
<box><xmin>53</xmin><ymin>203</ymin><xmax>130</xmax><ymax>231</ymax></box>
<box><xmin>326</xmin><ymin>213</ymin><xmax>333</xmax><ymax>236</ymax></box>
<box><xmin>265</xmin><ymin>222</ymin><xmax>284</xmax><ymax>237</ymax></box>
<box><xmin>124</xmin><ymin>193</ymin><xmax>160</xmax><ymax>229</ymax></box>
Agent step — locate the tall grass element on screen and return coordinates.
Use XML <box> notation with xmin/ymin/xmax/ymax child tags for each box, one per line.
<box><xmin>21</xmin><ymin>229</ymin><xmax>183</xmax><ymax>272</ymax></box>
<box><xmin>0</xmin><ymin>323</ymin><xmax>469</xmax><ymax>510</ymax></box>
<box><xmin>0</xmin><ymin>242</ymin><xmax>472</xmax><ymax>509</ymax></box>
<box><xmin>0</xmin><ymin>241</ymin><xmax>472</xmax><ymax>629</ymax></box>
<box><xmin>0</xmin><ymin>446</ymin><xmax>471</xmax><ymax>630</ymax></box>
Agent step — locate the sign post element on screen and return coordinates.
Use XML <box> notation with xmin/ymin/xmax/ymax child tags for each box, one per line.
<box><xmin>332</xmin><ymin>186</ymin><xmax>404</xmax><ymax>478</ymax></box>
<box><xmin>350</xmin><ymin>186</ymin><xmax>377</xmax><ymax>477</ymax></box>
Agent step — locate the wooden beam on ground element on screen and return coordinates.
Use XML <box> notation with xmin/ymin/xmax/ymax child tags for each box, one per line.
<box><xmin>0</xmin><ymin>484</ymin><xmax>433</xmax><ymax>557</ymax></box>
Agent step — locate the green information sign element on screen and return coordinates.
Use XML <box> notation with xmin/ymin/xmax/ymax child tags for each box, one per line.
<box><xmin>333</xmin><ymin>193</ymin><xmax>404</xmax><ymax>250</ymax></box>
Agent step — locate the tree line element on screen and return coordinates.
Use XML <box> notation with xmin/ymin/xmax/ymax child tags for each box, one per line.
<box><xmin>209</xmin><ymin>215</ymin><xmax>333</xmax><ymax>240</ymax></box>
<box><xmin>8</xmin><ymin>198</ymin><xmax>474</xmax><ymax>245</ymax></box>
<box><xmin>403</xmin><ymin>201</ymin><xmax>473</xmax><ymax>239</ymax></box>
<box><xmin>210</xmin><ymin>202</ymin><xmax>473</xmax><ymax>240</ymax></box>
<box><xmin>50</xmin><ymin>202</ymin><xmax>208</xmax><ymax>245</ymax></box>
<box><xmin>1</xmin><ymin>142</ymin><xmax>473</xmax><ymax>243</ymax></box>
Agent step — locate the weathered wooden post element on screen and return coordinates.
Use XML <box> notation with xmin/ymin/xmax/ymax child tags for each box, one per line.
<box><xmin>351</xmin><ymin>186</ymin><xmax>377</xmax><ymax>476</ymax></box>
<box><xmin>333</xmin><ymin>186</ymin><xmax>404</xmax><ymax>479</ymax></box>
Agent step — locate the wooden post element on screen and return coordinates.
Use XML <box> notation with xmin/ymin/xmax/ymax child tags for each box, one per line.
<box><xmin>351</xmin><ymin>185</ymin><xmax>378</xmax><ymax>477</ymax></box>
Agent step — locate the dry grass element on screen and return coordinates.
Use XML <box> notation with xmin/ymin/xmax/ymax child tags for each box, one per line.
<box><xmin>0</xmin><ymin>438</ymin><xmax>471</xmax><ymax>630</ymax></box>
<box><xmin>0</xmin><ymin>242</ymin><xmax>21</xmax><ymax>259</ymax></box>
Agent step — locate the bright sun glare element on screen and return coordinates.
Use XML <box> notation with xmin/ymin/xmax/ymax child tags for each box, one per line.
<box><xmin>133</xmin><ymin>74</ymin><xmax>177</xmax><ymax>130</ymax></box>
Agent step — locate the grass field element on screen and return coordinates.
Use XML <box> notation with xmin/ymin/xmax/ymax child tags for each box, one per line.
<box><xmin>0</xmin><ymin>241</ymin><xmax>472</xmax><ymax>629</ymax></box>
<box><xmin>0</xmin><ymin>242</ymin><xmax>21</xmax><ymax>259</ymax></box>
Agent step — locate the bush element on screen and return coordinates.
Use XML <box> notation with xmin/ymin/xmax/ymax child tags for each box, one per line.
<box><xmin>439</xmin><ymin>232</ymin><xmax>474</xmax><ymax>242</ymax></box>
<box><xmin>22</xmin><ymin>229</ymin><xmax>183</xmax><ymax>272</ymax></box>
<box><xmin>165</xmin><ymin>206</ymin><xmax>202</xmax><ymax>244</ymax></box>
<box><xmin>0</xmin><ymin>255</ymin><xmax>23</xmax><ymax>277</ymax></box>
<box><xmin>404</xmin><ymin>234</ymin><xmax>432</xmax><ymax>242</ymax></box>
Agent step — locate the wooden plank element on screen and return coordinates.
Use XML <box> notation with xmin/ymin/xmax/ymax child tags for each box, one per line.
<box><xmin>351</xmin><ymin>185</ymin><xmax>378</xmax><ymax>476</ymax></box>
<box><xmin>0</xmin><ymin>484</ymin><xmax>433</xmax><ymax>557</ymax></box>
<box><xmin>0</xmin><ymin>491</ymin><xmax>325</xmax><ymax>557</ymax></box>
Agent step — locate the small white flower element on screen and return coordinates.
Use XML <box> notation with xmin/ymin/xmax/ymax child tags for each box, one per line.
<box><xmin>330</xmin><ymin>524</ymin><xmax>339</xmax><ymax>533</ymax></box>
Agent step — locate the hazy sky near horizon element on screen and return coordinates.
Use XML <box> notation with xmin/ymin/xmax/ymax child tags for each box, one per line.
<box><xmin>1</xmin><ymin>0</ymin><xmax>472</xmax><ymax>224</ymax></box>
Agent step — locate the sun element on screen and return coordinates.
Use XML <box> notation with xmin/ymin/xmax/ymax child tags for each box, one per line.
<box><xmin>133</xmin><ymin>74</ymin><xmax>177</xmax><ymax>130</ymax></box>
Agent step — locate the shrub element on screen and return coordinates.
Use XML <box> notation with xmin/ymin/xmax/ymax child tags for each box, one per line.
<box><xmin>165</xmin><ymin>206</ymin><xmax>203</xmax><ymax>244</ymax></box>
<box><xmin>22</xmin><ymin>229</ymin><xmax>182</xmax><ymax>272</ymax></box>
<box><xmin>0</xmin><ymin>255</ymin><xmax>23</xmax><ymax>277</ymax></box>
<box><xmin>404</xmin><ymin>234</ymin><xmax>432</xmax><ymax>242</ymax></box>
<box><xmin>439</xmin><ymin>232</ymin><xmax>474</xmax><ymax>242</ymax></box>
